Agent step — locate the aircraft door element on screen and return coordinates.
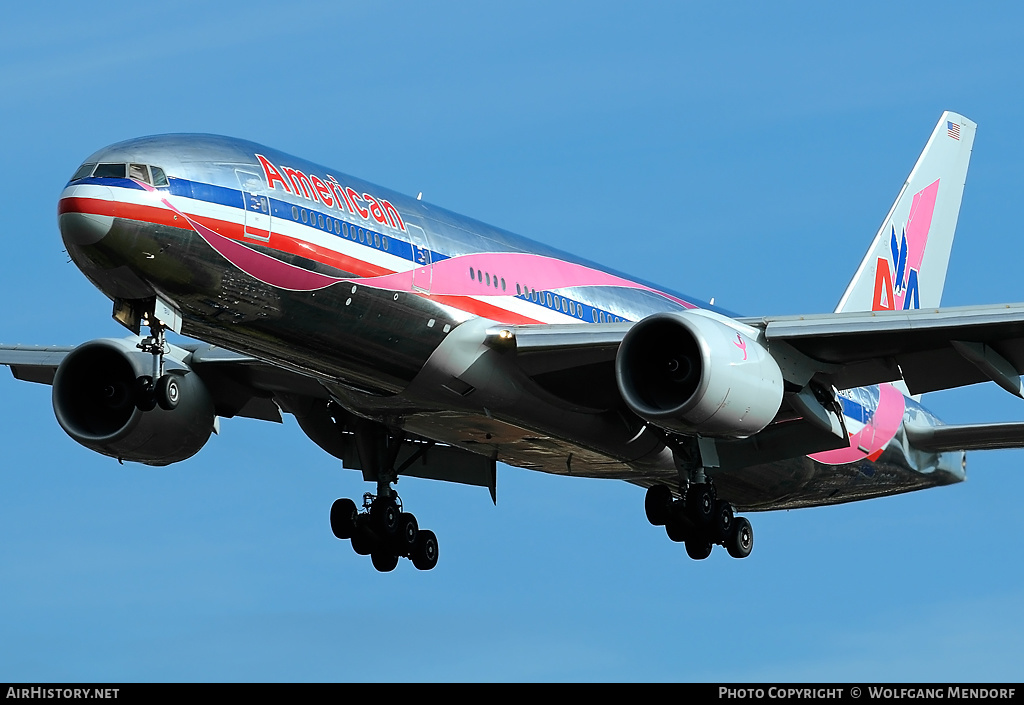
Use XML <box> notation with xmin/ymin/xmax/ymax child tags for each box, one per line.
<box><xmin>406</xmin><ymin>223</ymin><xmax>433</xmax><ymax>293</ymax></box>
<box><xmin>236</xmin><ymin>170</ymin><xmax>272</xmax><ymax>242</ymax></box>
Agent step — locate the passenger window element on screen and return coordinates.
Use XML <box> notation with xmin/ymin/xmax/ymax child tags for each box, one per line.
<box><xmin>150</xmin><ymin>166</ymin><xmax>169</xmax><ymax>187</ymax></box>
<box><xmin>374</xmin><ymin>233</ymin><xmax>380</xmax><ymax>248</ymax></box>
<box><xmin>129</xmin><ymin>163</ymin><xmax>150</xmax><ymax>183</ymax></box>
<box><xmin>470</xmin><ymin>267</ymin><xmax>475</xmax><ymax>280</ymax></box>
<box><xmin>545</xmin><ymin>293</ymin><xmax>552</xmax><ymax>307</ymax></box>
<box><xmin>358</xmin><ymin>228</ymin><xmax>365</xmax><ymax>243</ymax></box>
<box><xmin>94</xmin><ymin>163</ymin><xmax>126</xmax><ymax>178</ymax></box>
<box><xmin>485</xmin><ymin>272</ymin><xmax>491</xmax><ymax>286</ymax></box>
<box><xmin>501</xmin><ymin>278</ymin><xmax>506</xmax><ymax>292</ymax></box>
<box><xmin>71</xmin><ymin>163</ymin><xmax>95</xmax><ymax>181</ymax></box>
<box><xmin>317</xmin><ymin>214</ymin><xmax>324</xmax><ymax>228</ymax></box>
<box><xmin>516</xmin><ymin>283</ymin><xmax>522</xmax><ymax>296</ymax></box>
<box><xmin>301</xmin><ymin>210</ymin><xmax>308</xmax><ymax>223</ymax></box>
<box><xmin>292</xmin><ymin>206</ymin><xmax>299</xmax><ymax>220</ymax></box>
<box><xmin>493</xmin><ymin>275</ymin><xmax>498</xmax><ymax>289</ymax></box>
<box><xmin>382</xmin><ymin>236</ymin><xmax>388</xmax><ymax>250</ymax></box>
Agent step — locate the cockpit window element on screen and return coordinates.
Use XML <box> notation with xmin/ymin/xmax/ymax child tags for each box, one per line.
<box><xmin>71</xmin><ymin>163</ymin><xmax>95</xmax><ymax>181</ymax></box>
<box><xmin>129</xmin><ymin>163</ymin><xmax>150</xmax><ymax>183</ymax></box>
<box><xmin>94</xmin><ymin>163</ymin><xmax>127</xmax><ymax>178</ymax></box>
<box><xmin>89</xmin><ymin>162</ymin><xmax>169</xmax><ymax>186</ymax></box>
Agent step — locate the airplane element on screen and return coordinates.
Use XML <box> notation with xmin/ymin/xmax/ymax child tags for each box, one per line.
<box><xmin>4</xmin><ymin>110</ymin><xmax>1024</xmax><ymax>572</ymax></box>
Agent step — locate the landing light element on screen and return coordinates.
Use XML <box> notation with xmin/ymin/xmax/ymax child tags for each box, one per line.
<box><xmin>484</xmin><ymin>327</ymin><xmax>517</xmax><ymax>349</ymax></box>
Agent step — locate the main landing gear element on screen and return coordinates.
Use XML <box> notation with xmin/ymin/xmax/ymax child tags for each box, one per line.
<box><xmin>330</xmin><ymin>493</ymin><xmax>438</xmax><ymax>571</ymax></box>
<box><xmin>328</xmin><ymin>420</ymin><xmax>439</xmax><ymax>572</ymax></box>
<box><xmin>133</xmin><ymin>319</ymin><xmax>180</xmax><ymax>412</ymax></box>
<box><xmin>644</xmin><ymin>483</ymin><xmax>753</xmax><ymax>560</ymax></box>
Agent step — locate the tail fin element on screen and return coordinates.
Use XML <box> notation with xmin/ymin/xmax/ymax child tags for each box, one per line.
<box><xmin>835</xmin><ymin>111</ymin><xmax>976</xmax><ymax>314</ymax></box>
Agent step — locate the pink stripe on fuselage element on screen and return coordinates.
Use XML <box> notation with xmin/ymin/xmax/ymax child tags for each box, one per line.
<box><xmin>810</xmin><ymin>384</ymin><xmax>906</xmax><ymax>465</ymax></box>
<box><xmin>359</xmin><ymin>252</ymin><xmax>697</xmax><ymax>308</ymax></box>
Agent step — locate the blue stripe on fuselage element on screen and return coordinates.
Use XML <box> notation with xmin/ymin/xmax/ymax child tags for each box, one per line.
<box><xmin>840</xmin><ymin>396</ymin><xmax>873</xmax><ymax>424</ymax></box>
<box><xmin>68</xmin><ymin>175</ymin><xmax>645</xmax><ymax>324</ymax></box>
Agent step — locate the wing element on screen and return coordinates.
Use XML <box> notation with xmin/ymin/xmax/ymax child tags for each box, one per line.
<box><xmin>499</xmin><ymin>303</ymin><xmax>1024</xmax><ymax>402</ymax></box>
<box><xmin>739</xmin><ymin>302</ymin><xmax>1024</xmax><ymax>396</ymax></box>
<box><xmin>480</xmin><ymin>303</ymin><xmax>1024</xmax><ymax>465</ymax></box>
<box><xmin>0</xmin><ymin>340</ymin><xmax>496</xmax><ymax>491</ymax></box>
<box><xmin>0</xmin><ymin>342</ymin><xmax>289</xmax><ymax>422</ymax></box>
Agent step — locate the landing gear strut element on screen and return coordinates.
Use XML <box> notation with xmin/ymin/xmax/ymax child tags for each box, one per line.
<box><xmin>135</xmin><ymin>317</ymin><xmax>179</xmax><ymax>411</ymax></box>
<box><xmin>329</xmin><ymin>421</ymin><xmax>439</xmax><ymax>572</ymax></box>
<box><xmin>645</xmin><ymin>482</ymin><xmax>754</xmax><ymax>560</ymax></box>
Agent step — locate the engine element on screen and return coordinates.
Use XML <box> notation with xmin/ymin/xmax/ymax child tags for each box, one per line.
<box><xmin>615</xmin><ymin>311</ymin><xmax>784</xmax><ymax>437</ymax></box>
<box><xmin>51</xmin><ymin>339</ymin><xmax>216</xmax><ymax>466</ymax></box>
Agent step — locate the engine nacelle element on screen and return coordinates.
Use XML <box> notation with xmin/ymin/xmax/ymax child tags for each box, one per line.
<box><xmin>615</xmin><ymin>311</ymin><xmax>784</xmax><ymax>437</ymax></box>
<box><xmin>51</xmin><ymin>339</ymin><xmax>216</xmax><ymax>466</ymax></box>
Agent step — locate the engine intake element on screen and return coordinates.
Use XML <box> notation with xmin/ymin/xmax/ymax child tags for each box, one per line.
<box><xmin>52</xmin><ymin>339</ymin><xmax>215</xmax><ymax>465</ymax></box>
<box><xmin>615</xmin><ymin>311</ymin><xmax>783</xmax><ymax>437</ymax></box>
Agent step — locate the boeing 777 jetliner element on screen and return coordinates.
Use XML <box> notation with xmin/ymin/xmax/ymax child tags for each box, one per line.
<box><xmin>5</xmin><ymin>111</ymin><xmax>1024</xmax><ymax>571</ymax></box>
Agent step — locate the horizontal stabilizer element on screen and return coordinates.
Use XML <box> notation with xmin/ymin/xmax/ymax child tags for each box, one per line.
<box><xmin>906</xmin><ymin>422</ymin><xmax>1024</xmax><ymax>452</ymax></box>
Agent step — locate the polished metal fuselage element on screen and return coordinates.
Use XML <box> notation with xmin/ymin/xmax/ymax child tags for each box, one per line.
<box><xmin>57</xmin><ymin>134</ymin><xmax>965</xmax><ymax>511</ymax></box>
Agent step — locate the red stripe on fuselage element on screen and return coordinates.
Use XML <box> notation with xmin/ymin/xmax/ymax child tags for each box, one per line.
<box><xmin>60</xmin><ymin>196</ymin><xmax>389</xmax><ymax>277</ymax></box>
<box><xmin>59</xmin><ymin>196</ymin><xmax>545</xmax><ymax>324</ymax></box>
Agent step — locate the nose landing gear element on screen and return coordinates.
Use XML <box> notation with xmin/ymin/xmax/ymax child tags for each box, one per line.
<box><xmin>135</xmin><ymin>318</ymin><xmax>180</xmax><ymax>411</ymax></box>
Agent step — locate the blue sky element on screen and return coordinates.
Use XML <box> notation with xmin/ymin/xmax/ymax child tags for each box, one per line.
<box><xmin>2</xmin><ymin>1</ymin><xmax>1023</xmax><ymax>682</ymax></box>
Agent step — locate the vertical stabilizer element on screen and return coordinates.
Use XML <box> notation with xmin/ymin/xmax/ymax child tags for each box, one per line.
<box><xmin>835</xmin><ymin>111</ymin><xmax>976</xmax><ymax>314</ymax></box>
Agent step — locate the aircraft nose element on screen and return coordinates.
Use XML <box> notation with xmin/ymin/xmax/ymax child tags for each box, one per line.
<box><xmin>58</xmin><ymin>185</ymin><xmax>114</xmax><ymax>245</ymax></box>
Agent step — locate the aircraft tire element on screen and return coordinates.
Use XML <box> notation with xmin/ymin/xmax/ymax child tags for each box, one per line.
<box><xmin>665</xmin><ymin>518</ymin><xmax>689</xmax><ymax>543</ymax></box>
<box><xmin>686</xmin><ymin>485</ymin><xmax>714</xmax><ymax>526</ymax></box>
<box><xmin>713</xmin><ymin>501</ymin><xmax>734</xmax><ymax>542</ymax></box>
<box><xmin>411</xmin><ymin>530</ymin><xmax>439</xmax><ymax>571</ymax></box>
<box><xmin>351</xmin><ymin>525</ymin><xmax>376</xmax><ymax>556</ymax></box>
<box><xmin>135</xmin><ymin>376</ymin><xmax>156</xmax><ymax>412</ymax></box>
<box><xmin>371</xmin><ymin>498</ymin><xmax>400</xmax><ymax>537</ymax></box>
<box><xmin>725</xmin><ymin>517</ymin><xmax>753</xmax><ymax>559</ymax></box>
<box><xmin>371</xmin><ymin>550</ymin><xmax>399</xmax><ymax>572</ymax></box>
<box><xmin>645</xmin><ymin>485</ymin><xmax>673</xmax><ymax>526</ymax></box>
<box><xmin>330</xmin><ymin>498</ymin><xmax>359</xmax><ymax>539</ymax></box>
<box><xmin>684</xmin><ymin>536</ymin><xmax>713</xmax><ymax>560</ymax></box>
<box><xmin>155</xmin><ymin>374</ymin><xmax>180</xmax><ymax>411</ymax></box>
<box><xmin>391</xmin><ymin>512</ymin><xmax>418</xmax><ymax>556</ymax></box>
